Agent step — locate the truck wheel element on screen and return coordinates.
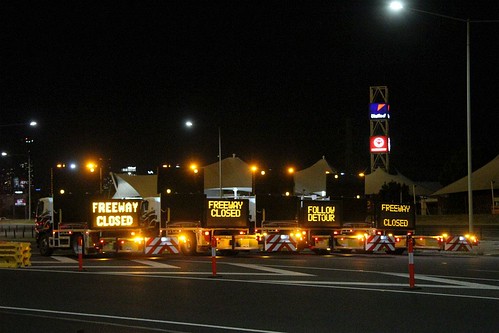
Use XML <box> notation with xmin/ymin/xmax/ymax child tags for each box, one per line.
<box><xmin>219</xmin><ymin>250</ymin><xmax>239</xmax><ymax>256</ymax></box>
<box><xmin>39</xmin><ymin>234</ymin><xmax>53</xmax><ymax>256</ymax></box>
<box><xmin>312</xmin><ymin>249</ymin><xmax>329</xmax><ymax>255</ymax></box>
<box><xmin>180</xmin><ymin>232</ymin><xmax>197</xmax><ymax>256</ymax></box>
<box><xmin>390</xmin><ymin>248</ymin><xmax>405</xmax><ymax>255</ymax></box>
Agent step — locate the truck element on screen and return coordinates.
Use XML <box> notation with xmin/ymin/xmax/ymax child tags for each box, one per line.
<box><xmin>141</xmin><ymin>194</ymin><xmax>259</xmax><ymax>255</ymax></box>
<box><xmin>256</xmin><ymin>195</ymin><xmax>345</xmax><ymax>254</ymax></box>
<box><xmin>34</xmin><ymin>167</ymin><xmax>160</xmax><ymax>256</ymax></box>
<box><xmin>328</xmin><ymin>201</ymin><xmax>418</xmax><ymax>254</ymax></box>
<box><xmin>334</xmin><ymin>201</ymin><xmax>479</xmax><ymax>254</ymax></box>
<box><xmin>34</xmin><ymin>196</ymin><xmax>153</xmax><ymax>256</ymax></box>
<box><xmin>376</xmin><ymin>202</ymin><xmax>478</xmax><ymax>253</ymax></box>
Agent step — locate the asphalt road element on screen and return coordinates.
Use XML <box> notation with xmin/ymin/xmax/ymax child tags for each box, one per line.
<box><xmin>1</xmin><ymin>252</ymin><xmax>498</xmax><ymax>333</ymax></box>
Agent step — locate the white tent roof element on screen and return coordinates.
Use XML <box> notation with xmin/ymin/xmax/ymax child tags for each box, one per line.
<box><xmin>365</xmin><ymin>168</ymin><xmax>439</xmax><ymax>196</ymax></box>
<box><xmin>204</xmin><ymin>155</ymin><xmax>252</xmax><ymax>191</ymax></box>
<box><xmin>294</xmin><ymin>157</ymin><xmax>336</xmax><ymax>195</ymax></box>
<box><xmin>112</xmin><ymin>173</ymin><xmax>158</xmax><ymax>199</ymax></box>
<box><xmin>432</xmin><ymin>154</ymin><xmax>499</xmax><ymax>195</ymax></box>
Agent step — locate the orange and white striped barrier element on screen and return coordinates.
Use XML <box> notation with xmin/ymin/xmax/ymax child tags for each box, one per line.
<box><xmin>406</xmin><ymin>237</ymin><xmax>421</xmax><ymax>289</ymax></box>
<box><xmin>444</xmin><ymin>236</ymin><xmax>472</xmax><ymax>252</ymax></box>
<box><xmin>264</xmin><ymin>234</ymin><xmax>297</xmax><ymax>252</ymax></box>
<box><xmin>145</xmin><ymin>237</ymin><xmax>180</xmax><ymax>255</ymax></box>
<box><xmin>365</xmin><ymin>235</ymin><xmax>396</xmax><ymax>252</ymax></box>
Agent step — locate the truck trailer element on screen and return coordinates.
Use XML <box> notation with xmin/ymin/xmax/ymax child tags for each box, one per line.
<box><xmin>142</xmin><ymin>194</ymin><xmax>259</xmax><ymax>255</ymax></box>
<box><xmin>34</xmin><ymin>197</ymin><xmax>154</xmax><ymax>256</ymax></box>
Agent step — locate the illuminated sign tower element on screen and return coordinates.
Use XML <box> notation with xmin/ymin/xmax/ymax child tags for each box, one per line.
<box><xmin>369</xmin><ymin>86</ymin><xmax>390</xmax><ymax>172</ymax></box>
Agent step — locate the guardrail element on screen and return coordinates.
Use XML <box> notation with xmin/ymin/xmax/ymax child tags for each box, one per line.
<box><xmin>0</xmin><ymin>225</ymin><xmax>35</xmax><ymax>239</ymax></box>
<box><xmin>0</xmin><ymin>241</ymin><xmax>31</xmax><ymax>268</ymax></box>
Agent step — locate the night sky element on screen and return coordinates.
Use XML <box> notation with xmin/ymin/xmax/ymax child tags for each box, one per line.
<box><xmin>2</xmin><ymin>1</ymin><xmax>499</xmax><ymax>190</ymax></box>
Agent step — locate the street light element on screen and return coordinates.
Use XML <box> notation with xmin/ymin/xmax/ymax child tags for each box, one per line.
<box><xmin>86</xmin><ymin>161</ymin><xmax>103</xmax><ymax>194</ymax></box>
<box><xmin>185</xmin><ymin>120</ymin><xmax>223</xmax><ymax>198</ymax></box>
<box><xmin>0</xmin><ymin>120</ymin><xmax>38</xmax><ymax>128</ymax></box>
<box><xmin>250</xmin><ymin>165</ymin><xmax>258</xmax><ymax>195</ymax></box>
<box><xmin>389</xmin><ymin>1</ymin><xmax>499</xmax><ymax>233</ymax></box>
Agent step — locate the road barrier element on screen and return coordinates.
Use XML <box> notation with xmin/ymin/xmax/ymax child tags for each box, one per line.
<box><xmin>145</xmin><ymin>236</ymin><xmax>180</xmax><ymax>255</ymax></box>
<box><xmin>0</xmin><ymin>224</ymin><xmax>35</xmax><ymax>239</ymax></box>
<box><xmin>444</xmin><ymin>235</ymin><xmax>473</xmax><ymax>252</ymax></box>
<box><xmin>0</xmin><ymin>241</ymin><xmax>31</xmax><ymax>268</ymax></box>
<box><xmin>365</xmin><ymin>235</ymin><xmax>396</xmax><ymax>252</ymax></box>
<box><xmin>264</xmin><ymin>234</ymin><xmax>298</xmax><ymax>252</ymax></box>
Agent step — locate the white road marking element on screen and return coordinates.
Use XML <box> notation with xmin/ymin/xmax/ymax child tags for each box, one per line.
<box><xmin>380</xmin><ymin>272</ymin><xmax>499</xmax><ymax>290</ymax></box>
<box><xmin>96</xmin><ymin>271</ymin><xmax>307</xmax><ymax>276</ymax></box>
<box><xmin>0</xmin><ymin>305</ymin><xmax>285</xmax><ymax>333</ymax></box>
<box><xmin>263</xmin><ymin>280</ymin><xmax>499</xmax><ymax>290</ymax></box>
<box><xmin>14</xmin><ymin>268</ymin><xmax>499</xmax><ymax>301</ymax></box>
<box><xmin>50</xmin><ymin>256</ymin><xmax>78</xmax><ymax>263</ymax></box>
<box><xmin>131</xmin><ymin>259</ymin><xmax>179</xmax><ymax>269</ymax></box>
<box><xmin>30</xmin><ymin>261</ymin><xmax>311</xmax><ymax>276</ymax></box>
<box><xmin>227</xmin><ymin>263</ymin><xmax>312</xmax><ymax>276</ymax></box>
<box><xmin>28</xmin><ymin>265</ymin><xmax>170</xmax><ymax>269</ymax></box>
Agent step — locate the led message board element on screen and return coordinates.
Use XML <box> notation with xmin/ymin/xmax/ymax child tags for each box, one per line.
<box><xmin>376</xmin><ymin>203</ymin><xmax>415</xmax><ymax>230</ymax></box>
<box><xmin>91</xmin><ymin>200</ymin><xmax>141</xmax><ymax>229</ymax></box>
<box><xmin>205</xmin><ymin>199</ymin><xmax>249</xmax><ymax>228</ymax></box>
<box><xmin>369</xmin><ymin>103</ymin><xmax>390</xmax><ymax>119</ymax></box>
<box><xmin>300</xmin><ymin>201</ymin><xmax>342</xmax><ymax>227</ymax></box>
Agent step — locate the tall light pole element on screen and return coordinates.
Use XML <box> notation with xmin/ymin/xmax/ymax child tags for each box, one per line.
<box><xmin>185</xmin><ymin>120</ymin><xmax>223</xmax><ymax>198</ymax></box>
<box><xmin>218</xmin><ymin>126</ymin><xmax>222</xmax><ymax>198</ymax></box>
<box><xmin>86</xmin><ymin>162</ymin><xmax>103</xmax><ymax>194</ymax></box>
<box><xmin>389</xmin><ymin>1</ymin><xmax>499</xmax><ymax>233</ymax></box>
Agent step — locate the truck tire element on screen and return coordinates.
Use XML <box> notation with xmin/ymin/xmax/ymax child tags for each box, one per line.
<box><xmin>219</xmin><ymin>250</ymin><xmax>239</xmax><ymax>256</ymax></box>
<box><xmin>388</xmin><ymin>248</ymin><xmax>405</xmax><ymax>255</ymax></box>
<box><xmin>180</xmin><ymin>232</ymin><xmax>197</xmax><ymax>256</ymax></box>
<box><xmin>39</xmin><ymin>234</ymin><xmax>54</xmax><ymax>256</ymax></box>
